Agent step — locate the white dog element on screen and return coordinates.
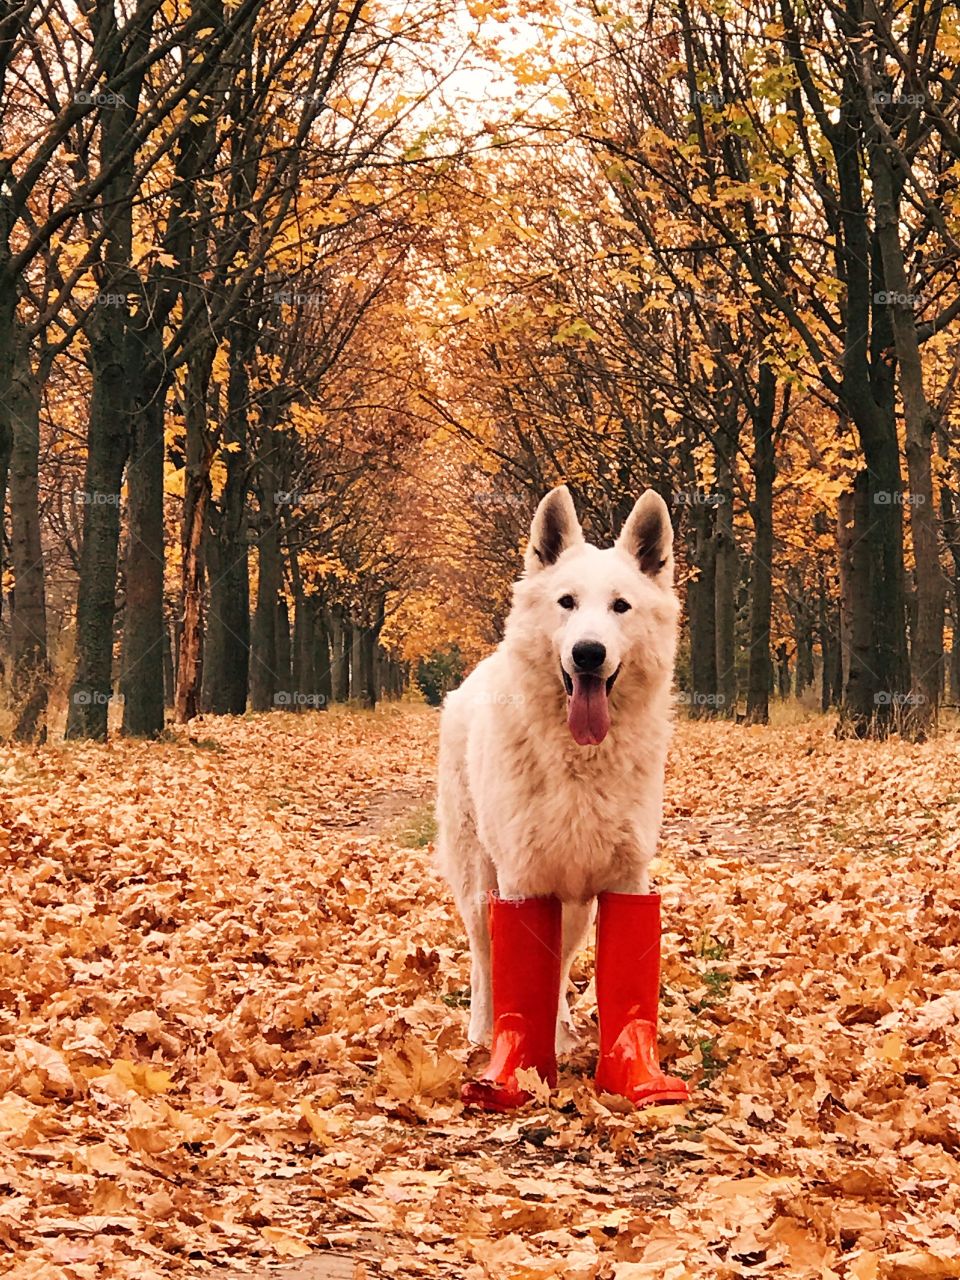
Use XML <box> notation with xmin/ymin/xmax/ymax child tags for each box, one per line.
<box><xmin>436</xmin><ymin>485</ymin><xmax>685</xmax><ymax>1110</ymax></box>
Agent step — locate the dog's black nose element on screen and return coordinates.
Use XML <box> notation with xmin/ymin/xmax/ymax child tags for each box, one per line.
<box><xmin>572</xmin><ymin>640</ymin><xmax>606</xmax><ymax>672</ymax></box>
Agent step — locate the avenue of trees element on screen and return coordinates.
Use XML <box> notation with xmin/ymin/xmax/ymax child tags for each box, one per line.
<box><xmin>1</xmin><ymin>0</ymin><xmax>958</xmax><ymax>740</ymax></box>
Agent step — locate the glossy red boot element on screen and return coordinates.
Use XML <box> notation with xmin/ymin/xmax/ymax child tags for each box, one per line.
<box><xmin>461</xmin><ymin>893</ymin><xmax>562</xmax><ymax>1112</ymax></box>
<box><xmin>595</xmin><ymin>892</ymin><xmax>690</xmax><ymax>1108</ymax></box>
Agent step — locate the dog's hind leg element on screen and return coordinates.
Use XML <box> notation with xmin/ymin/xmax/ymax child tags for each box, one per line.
<box><xmin>460</xmin><ymin>870</ymin><xmax>496</xmax><ymax>1045</ymax></box>
<box><xmin>556</xmin><ymin>900</ymin><xmax>595</xmax><ymax>1053</ymax></box>
<box><xmin>435</xmin><ymin>737</ymin><xmax>497</xmax><ymax>1046</ymax></box>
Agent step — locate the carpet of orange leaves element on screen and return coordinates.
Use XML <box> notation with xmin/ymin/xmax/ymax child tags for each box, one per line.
<box><xmin>2</xmin><ymin>705</ymin><xmax>960</xmax><ymax>1279</ymax></box>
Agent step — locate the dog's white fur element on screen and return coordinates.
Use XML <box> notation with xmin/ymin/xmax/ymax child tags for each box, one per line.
<box><xmin>435</xmin><ymin>485</ymin><xmax>679</xmax><ymax>1049</ymax></box>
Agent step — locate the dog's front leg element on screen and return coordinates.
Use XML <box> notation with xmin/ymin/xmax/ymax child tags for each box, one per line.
<box><xmin>557</xmin><ymin>900</ymin><xmax>594</xmax><ymax>1052</ymax></box>
<box><xmin>602</xmin><ymin>841</ymin><xmax>653</xmax><ymax>896</ymax></box>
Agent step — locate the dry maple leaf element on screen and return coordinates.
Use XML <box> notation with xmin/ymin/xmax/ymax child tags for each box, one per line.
<box><xmin>378</xmin><ymin>1034</ymin><xmax>460</xmax><ymax>1101</ymax></box>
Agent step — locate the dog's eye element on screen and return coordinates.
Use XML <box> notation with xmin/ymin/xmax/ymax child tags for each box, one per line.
<box><xmin>558</xmin><ymin>594</ymin><xmax>576</xmax><ymax>610</ymax></box>
<box><xmin>612</xmin><ymin>598</ymin><xmax>632</xmax><ymax>614</ymax></box>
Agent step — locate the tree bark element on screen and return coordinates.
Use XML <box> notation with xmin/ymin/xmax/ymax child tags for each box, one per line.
<box><xmin>940</xmin><ymin>460</ymin><xmax>960</xmax><ymax>704</ymax></box>
<box><xmin>250</xmin><ymin>426</ymin><xmax>281</xmax><ymax>711</ymax></box>
<box><xmin>745</xmin><ymin>365</ymin><xmax>776</xmax><ymax>724</ymax></box>
<box><xmin>201</xmin><ymin>313</ymin><xmax>253</xmax><ymax>713</ymax></box>
<box><xmin>865</xmin><ymin>107</ymin><xmax>944</xmax><ymax>737</ymax></box>
<box><xmin>293</xmin><ymin>590</ymin><xmax>316</xmax><ymax>708</ymax></box>
<box><xmin>714</xmin><ymin>455</ymin><xmax>737</xmax><ymax>718</ymax></box>
<box><xmin>174</xmin><ymin>343</ymin><xmax>215</xmax><ymax>722</ymax></box>
<box><xmin>686</xmin><ymin>501</ymin><xmax>717</xmax><ymax>715</ymax></box>
<box><xmin>66</xmin><ymin>0</ymin><xmax>155</xmax><ymax>738</ymax></box>
<box><xmin>9</xmin><ymin>331</ymin><xmax>49</xmax><ymax>740</ymax></box>
<box><xmin>163</xmin><ymin>621</ymin><xmax>176</xmax><ymax>708</ymax></box>
<box><xmin>842</xmin><ymin>472</ymin><xmax>880</xmax><ymax>733</ymax></box>
<box><xmin>775</xmin><ymin>642</ymin><xmax>790</xmax><ymax>699</ymax></box>
<box><xmin>0</xmin><ymin>279</ymin><xmax>15</xmax><ymax>640</ymax></box>
<box><xmin>350</xmin><ymin>622</ymin><xmax>363</xmax><ymax>700</ymax></box>
<box><xmin>837</xmin><ymin>489</ymin><xmax>855</xmax><ymax>696</ymax></box>
<box><xmin>794</xmin><ymin>603</ymin><xmax>814</xmax><ymax>693</ymax></box>
<box><xmin>316</xmin><ymin>608</ymin><xmax>333</xmax><ymax>707</ymax></box>
<box><xmin>121</xmin><ymin>322</ymin><xmax>166</xmax><ymax>737</ymax></box>
<box><xmin>329</xmin><ymin>606</ymin><xmax>349</xmax><ymax>701</ymax></box>
<box><xmin>275</xmin><ymin>597</ymin><xmax>292</xmax><ymax>701</ymax></box>
<box><xmin>66</xmin><ymin>325</ymin><xmax>130</xmax><ymax>739</ymax></box>
<box><xmin>359</xmin><ymin>595</ymin><xmax>385</xmax><ymax>709</ymax></box>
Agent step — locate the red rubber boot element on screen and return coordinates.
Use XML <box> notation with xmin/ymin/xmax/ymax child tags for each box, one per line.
<box><xmin>595</xmin><ymin>892</ymin><xmax>690</xmax><ymax>1107</ymax></box>
<box><xmin>461</xmin><ymin>893</ymin><xmax>562</xmax><ymax>1112</ymax></box>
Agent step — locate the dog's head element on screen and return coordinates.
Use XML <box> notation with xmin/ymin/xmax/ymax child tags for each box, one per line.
<box><xmin>507</xmin><ymin>485</ymin><xmax>679</xmax><ymax>746</ymax></box>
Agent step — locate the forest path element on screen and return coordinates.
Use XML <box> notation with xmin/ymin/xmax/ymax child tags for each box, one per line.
<box><xmin>3</xmin><ymin>707</ymin><xmax>958</xmax><ymax>1278</ymax></box>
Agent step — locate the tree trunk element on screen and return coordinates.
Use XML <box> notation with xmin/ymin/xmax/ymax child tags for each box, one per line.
<box><xmin>174</xmin><ymin>344</ymin><xmax>215</xmax><ymax>723</ymax></box>
<box><xmin>350</xmin><ymin>623</ymin><xmax>363</xmax><ymax>700</ymax></box>
<box><xmin>819</xmin><ymin>614</ymin><xmax>838</xmax><ymax>712</ymax></box>
<box><xmin>293</xmin><ymin>590</ymin><xmax>316</xmax><ymax>708</ymax></box>
<box><xmin>776</xmin><ymin>642</ymin><xmax>790</xmax><ymax>699</ymax></box>
<box><xmin>121</xmin><ymin>324</ymin><xmax>167</xmax><ymax>737</ymax></box>
<box><xmin>837</xmin><ymin>489</ymin><xmax>855</xmax><ymax>696</ymax></box>
<box><xmin>359</xmin><ymin>596</ymin><xmax>385</xmax><ymax>709</ymax></box>
<box><xmin>163</xmin><ymin>621</ymin><xmax>176</xmax><ymax>708</ymax></box>
<box><xmin>816</xmin><ymin>535</ymin><xmax>840</xmax><ymax>713</ymax></box>
<box><xmin>317</xmin><ymin>609</ymin><xmax>333</xmax><ymax>707</ymax></box>
<box><xmin>686</xmin><ymin>502</ymin><xmax>717</xmax><ymax>715</ymax></box>
<box><xmin>843</xmin><ymin>472</ymin><xmax>880</xmax><ymax>732</ymax></box>
<box><xmin>66</xmin><ymin>0</ymin><xmax>156</xmax><ymax>739</ymax></box>
<box><xmin>276</xmin><ymin>597</ymin><xmax>291</xmax><ymax>700</ymax></box>
<box><xmin>745</xmin><ymin>365</ymin><xmax>776</xmax><ymax>724</ymax></box>
<box><xmin>202</xmin><ymin>323</ymin><xmax>251</xmax><ymax>715</ymax></box>
<box><xmin>713</xmin><ymin>457</ymin><xmax>737</xmax><ymax>718</ymax></box>
<box><xmin>795</xmin><ymin>613</ymin><xmax>814</xmax><ymax>693</ymax></box>
<box><xmin>832</xmin><ymin>95</ymin><xmax>908</xmax><ymax>735</ymax></box>
<box><xmin>330</xmin><ymin>606</ymin><xmax>349</xmax><ymax>701</ymax></box>
<box><xmin>66</xmin><ymin>327</ymin><xmax>130</xmax><ymax>739</ymax></box>
<box><xmin>866</xmin><ymin>113</ymin><xmax>943</xmax><ymax>737</ymax></box>
<box><xmin>0</xmin><ymin>278</ymin><xmax>14</xmax><ymax>639</ymax></box>
<box><xmin>9</xmin><ymin>333</ymin><xmax>49</xmax><ymax>740</ymax></box>
<box><xmin>360</xmin><ymin>630</ymin><xmax>378</xmax><ymax>709</ymax></box>
<box><xmin>250</xmin><ymin>427</ymin><xmax>281</xmax><ymax>711</ymax></box>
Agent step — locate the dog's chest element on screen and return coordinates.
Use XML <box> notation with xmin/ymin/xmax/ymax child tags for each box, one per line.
<box><xmin>471</xmin><ymin>729</ymin><xmax>665</xmax><ymax>897</ymax></box>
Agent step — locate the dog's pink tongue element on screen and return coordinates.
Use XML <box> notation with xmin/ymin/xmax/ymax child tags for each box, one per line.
<box><xmin>567</xmin><ymin>673</ymin><xmax>610</xmax><ymax>746</ymax></box>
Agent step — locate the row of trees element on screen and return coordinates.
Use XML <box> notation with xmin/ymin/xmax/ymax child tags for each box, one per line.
<box><xmin>0</xmin><ymin>0</ymin><xmax>453</xmax><ymax>739</ymax></box>
<box><xmin>2</xmin><ymin>0</ymin><xmax>958</xmax><ymax>741</ymax></box>
<box><xmin>414</xmin><ymin>0</ymin><xmax>960</xmax><ymax>738</ymax></box>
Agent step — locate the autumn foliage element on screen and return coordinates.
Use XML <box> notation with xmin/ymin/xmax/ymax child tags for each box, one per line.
<box><xmin>3</xmin><ymin>708</ymin><xmax>960</xmax><ymax>1276</ymax></box>
<box><xmin>1</xmin><ymin>1</ymin><xmax>960</xmax><ymax>1275</ymax></box>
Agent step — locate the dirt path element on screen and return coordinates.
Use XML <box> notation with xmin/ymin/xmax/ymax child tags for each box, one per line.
<box><xmin>4</xmin><ymin>707</ymin><xmax>960</xmax><ymax>1279</ymax></box>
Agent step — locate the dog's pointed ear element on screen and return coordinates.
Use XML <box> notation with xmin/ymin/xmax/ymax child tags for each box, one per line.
<box><xmin>524</xmin><ymin>485</ymin><xmax>584</xmax><ymax>573</ymax></box>
<box><xmin>616</xmin><ymin>490</ymin><xmax>674</xmax><ymax>582</ymax></box>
